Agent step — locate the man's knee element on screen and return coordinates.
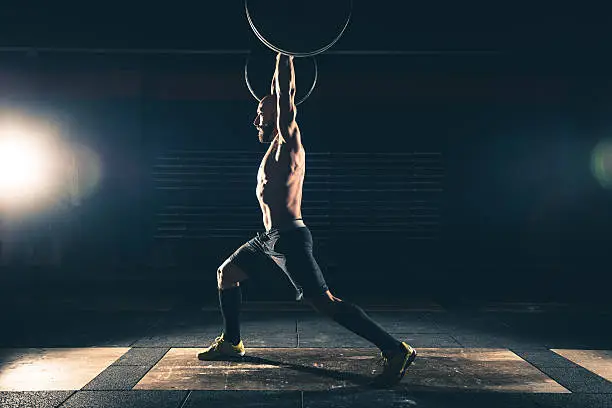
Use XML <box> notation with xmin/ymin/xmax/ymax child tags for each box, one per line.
<box><xmin>217</xmin><ymin>261</ymin><xmax>248</xmax><ymax>290</ymax></box>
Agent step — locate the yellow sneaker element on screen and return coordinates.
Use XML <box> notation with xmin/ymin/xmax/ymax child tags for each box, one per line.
<box><xmin>197</xmin><ymin>334</ymin><xmax>246</xmax><ymax>361</ymax></box>
<box><xmin>372</xmin><ymin>342</ymin><xmax>417</xmax><ymax>387</ymax></box>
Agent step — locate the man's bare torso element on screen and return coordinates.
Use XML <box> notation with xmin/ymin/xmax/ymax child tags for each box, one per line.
<box><xmin>256</xmin><ymin>137</ymin><xmax>305</xmax><ymax>231</ymax></box>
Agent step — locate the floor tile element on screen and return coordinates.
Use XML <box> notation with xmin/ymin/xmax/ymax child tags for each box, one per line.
<box><xmin>183</xmin><ymin>390</ymin><xmax>301</xmax><ymax>408</ymax></box>
<box><xmin>113</xmin><ymin>348</ymin><xmax>170</xmax><ymax>366</ymax></box>
<box><xmin>82</xmin><ymin>365</ymin><xmax>152</xmax><ymax>390</ymax></box>
<box><xmin>134</xmin><ymin>348</ymin><xmax>228</xmax><ymax>390</ymax></box>
<box><xmin>134</xmin><ymin>333</ymin><xmax>296</xmax><ymax>348</ymax></box>
<box><xmin>0</xmin><ymin>348</ymin><xmax>129</xmax><ymax>391</ymax></box>
<box><xmin>401</xmin><ymin>348</ymin><xmax>569</xmax><ymax>393</ymax></box>
<box><xmin>298</xmin><ymin>333</ymin><xmax>460</xmax><ymax>348</ymax></box>
<box><xmin>297</xmin><ymin>313</ymin><xmax>441</xmax><ymax>334</ymax></box>
<box><xmin>431</xmin><ymin>314</ymin><xmax>511</xmax><ymax>334</ymax></box>
<box><xmin>132</xmin><ymin>333</ymin><xmax>224</xmax><ymax>348</ymax></box>
<box><xmin>134</xmin><ymin>347</ymin><xmax>568</xmax><ymax>392</ymax></box>
<box><xmin>304</xmin><ymin>389</ymin><xmax>544</xmax><ymax>408</ymax></box>
<box><xmin>551</xmin><ymin>349</ymin><xmax>612</xmax><ymax>382</ymax></box>
<box><xmin>513</xmin><ymin>350</ymin><xmax>582</xmax><ymax>369</ymax></box>
<box><xmin>531</xmin><ymin>393</ymin><xmax>612</xmax><ymax>408</ymax></box>
<box><xmin>451</xmin><ymin>333</ymin><xmax>547</xmax><ymax>350</ymax></box>
<box><xmin>536</xmin><ymin>367</ymin><xmax>612</xmax><ymax>393</ymax></box>
<box><xmin>59</xmin><ymin>390</ymin><xmax>187</xmax><ymax>408</ymax></box>
<box><xmin>0</xmin><ymin>391</ymin><xmax>74</xmax><ymax>408</ymax></box>
<box><xmin>240</xmin><ymin>333</ymin><xmax>298</xmax><ymax>348</ymax></box>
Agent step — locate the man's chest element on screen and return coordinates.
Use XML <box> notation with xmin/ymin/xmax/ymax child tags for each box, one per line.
<box><xmin>258</xmin><ymin>142</ymin><xmax>305</xmax><ymax>180</ymax></box>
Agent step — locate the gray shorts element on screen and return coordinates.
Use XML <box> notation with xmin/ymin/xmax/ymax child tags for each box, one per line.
<box><xmin>227</xmin><ymin>221</ymin><xmax>329</xmax><ymax>301</ymax></box>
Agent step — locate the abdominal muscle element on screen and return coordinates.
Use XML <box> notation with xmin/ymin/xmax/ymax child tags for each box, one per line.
<box><xmin>256</xmin><ymin>140</ymin><xmax>305</xmax><ymax>231</ymax></box>
<box><xmin>258</xmin><ymin>201</ymin><xmax>302</xmax><ymax>232</ymax></box>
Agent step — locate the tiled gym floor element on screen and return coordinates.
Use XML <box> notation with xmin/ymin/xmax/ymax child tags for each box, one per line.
<box><xmin>0</xmin><ymin>299</ymin><xmax>611</xmax><ymax>407</ymax></box>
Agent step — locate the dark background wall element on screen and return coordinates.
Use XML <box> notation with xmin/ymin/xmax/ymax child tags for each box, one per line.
<box><xmin>0</xmin><ymin>2</ymin><xmax>610</xmax><ymax>303</ymax></box>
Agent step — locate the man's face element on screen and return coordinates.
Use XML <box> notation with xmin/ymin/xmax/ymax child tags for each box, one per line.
<box><xmin>253</xmin><ymin>95</ymin><xmax>277</xmax><ymax>143</ymax></box>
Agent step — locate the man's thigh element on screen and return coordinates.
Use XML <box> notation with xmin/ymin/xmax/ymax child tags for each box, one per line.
<box><xmin>273</xmin><ymin>228</ymin><xmax>329</xmax><ymax>299</ymax></box>
<box><xmin>218</xmin><ymin>238</ymin><xmax>284</xmax><ymax>289</ymax></box>
<box><xmin>281</xmin><ymin>247</ymin><xmax>329</xmax><ymax>299</ymax></box>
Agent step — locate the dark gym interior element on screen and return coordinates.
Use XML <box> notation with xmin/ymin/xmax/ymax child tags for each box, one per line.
<box><xmin>0</xmin><ymin>2</ymin><xmax>610</xmax><ymax>407</ymax></box>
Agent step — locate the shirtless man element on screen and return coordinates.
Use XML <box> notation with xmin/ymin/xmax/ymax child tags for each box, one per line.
<box><xmin>197</xmin><ymin>53</ymin><xmax>416</xmax><ymax>386</ymax></box>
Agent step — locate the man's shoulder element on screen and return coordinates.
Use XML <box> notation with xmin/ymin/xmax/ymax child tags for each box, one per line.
<box><xmin>281</xmin><ymin>138</ymin><xmax>304</xmax><ymax>155</ymax></box>
<box><xmin>281</xmin><ymin>125</ymin><xmax>302</xmax><ymax>151</ymax></box>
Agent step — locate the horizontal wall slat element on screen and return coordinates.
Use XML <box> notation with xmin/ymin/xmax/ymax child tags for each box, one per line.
<box><xmin>150</xmin><ymin>151</ymin><xmax>444</xmax><ymax>245</ymax></box>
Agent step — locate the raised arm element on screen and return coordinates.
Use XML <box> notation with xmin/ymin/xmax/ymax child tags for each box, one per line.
<box><xmin>274</xmin><ymin>53</ymin><xmax>299</xmax><ymax>145</ymax></box>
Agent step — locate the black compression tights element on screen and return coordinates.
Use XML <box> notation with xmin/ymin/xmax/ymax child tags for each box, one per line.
<box><xmin>308</xmin><ymin>296</ymin><xmax>402</xmax><ymax>356</ymax></box>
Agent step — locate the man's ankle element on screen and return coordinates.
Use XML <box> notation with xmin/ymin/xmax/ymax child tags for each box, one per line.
<box><xmin>383</xmin><ymin>342</ymin><xmax>406</xmax><ymax>358</ymax></box>
<box><xmin>226</xmin><ymin>337</ymin><xmax>241</xmax><ymax>346</ymax></box>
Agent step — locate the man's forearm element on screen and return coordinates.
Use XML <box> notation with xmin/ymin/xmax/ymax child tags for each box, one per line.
<box><xmin>274</xmin><ymin>54</ymin><xmax>294</xmax><ymax>99</ymax></box>
<box><xmin>275</xmin><ymin>54</ymin><xmax>296</xmax><ymax>126</ymax></box>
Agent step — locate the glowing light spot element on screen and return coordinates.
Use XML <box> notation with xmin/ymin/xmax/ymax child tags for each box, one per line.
<box><xmin>0</xmin><ymin>137</ymin><xmax>48</xmax><ymax>194</ymax></box>
<box><xmin>0</xmin><ymin>128</ymin><xmax>58</xmax><ymax>208</ymax></box>
<box><xmin>591</xmin><ymin>139</ymin><xmax>612</xmax><ymax>189</ymax></box>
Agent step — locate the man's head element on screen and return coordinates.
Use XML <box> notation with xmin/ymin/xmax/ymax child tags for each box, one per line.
<box><xmin>253</xmin><ymin>94</ymin><xmax>277</xmax><ymax>143</ymax></box>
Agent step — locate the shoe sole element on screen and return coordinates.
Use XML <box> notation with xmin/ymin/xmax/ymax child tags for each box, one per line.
<box><xmin>197</xmin><ymin>352</ymin><xmax>246</xmax><ymax>361</ymax></box>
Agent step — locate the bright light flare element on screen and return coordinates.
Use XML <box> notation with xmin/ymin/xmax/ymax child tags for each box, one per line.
<box><xmin>0</xmin><ymin>112</ymin><xmax>103</xmax><ymax>214</ymax></box>
<box><xmin>0</xmin><ymin>136</ymin><xmax>52</xmax><ymax>197</ymax></box>
<box><xmin>0</xmin><ymin>120</ymin><xmax>63</xmax><ymax>211</ymax></box>
<box><xmin>591</xmin><ymin>139</ymin><xmax>612</xmax><ymax>189</ymax></box>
